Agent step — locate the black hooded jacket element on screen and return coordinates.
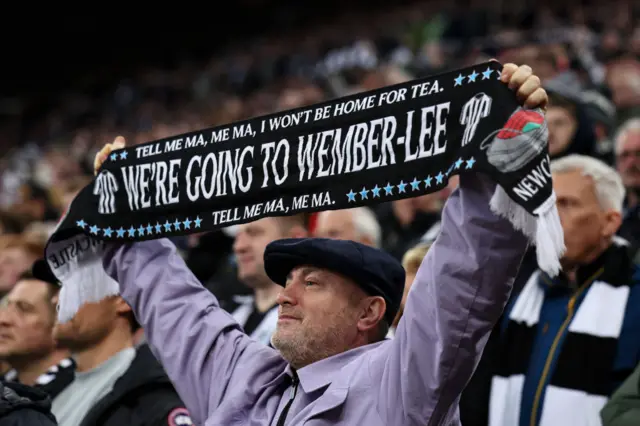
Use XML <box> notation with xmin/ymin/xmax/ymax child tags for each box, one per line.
<box><xmin>78</xmin><ymin>344</ymin><xmax>193</xmax><ymax>426</ymax></box>
<box><xmin>0</xmin><ymin>381</ymin><xmax>58</xmax><ymax>426</ymax></box>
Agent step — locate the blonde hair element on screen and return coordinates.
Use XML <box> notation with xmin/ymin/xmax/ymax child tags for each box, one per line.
<box><xmin>401</xmin><ymin>243</ymin><xmax>431</xmax><ymax>275</ymax></box>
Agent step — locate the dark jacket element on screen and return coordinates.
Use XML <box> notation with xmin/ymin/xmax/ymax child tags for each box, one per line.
<box><xmin>601</xmin><ymin>361</ymin><xmax>640</xmax><ymax>426</ymax></box>
<box><xmin>79</xmin><ymin>344</ymin><xmax>193</xmax><ymax>426</ymax></box>
<box><xmin>0</xmin><ymin>381</ymin><xmax>57</xmax><ymax>426</ymax></box>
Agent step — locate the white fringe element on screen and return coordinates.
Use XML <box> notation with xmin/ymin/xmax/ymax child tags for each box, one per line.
<box><xmin>48</xmin><ymin>236</ymin><xmax>121</xmax><ymax>324</ymax></box>
<box><xmin>490</xmin><ymin>185</ymin><xmax>566</xmax><ymax>276</ymax></box>
<box><xmin>57</xmin><ymin>274</ymin><xmax>120</xmax><ymax>324</ymax></box>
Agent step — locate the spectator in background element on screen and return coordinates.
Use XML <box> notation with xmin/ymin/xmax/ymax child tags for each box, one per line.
<box><xmin>314</xmin><ymin>207</ymin><xmax>381</xmax><ymax>247</ymax></box>
<box><xmin>601</xmin><ymin>360</ymin><xmax>640</xmax><ymax>426</ymax></box>
<box><xmin>50</xmin><ymin>287</ymin><xmax>192</xmax><ymax>426</ymax></box>
<box><xmin>0</xmin><ymin>381</ymin><xmax>58</xmax><ymax>426</ymax></box>
<box><xmin>187</xmin><ymin>229</ymin><xmax>250</xmax><ymax>312</ymax></box>
<box><xmin>0</xmin><ymin>264</ymin><xmax>72</xmax><ymax>399</ymax></box>
<box><xmin>544</xmin><ymin>76</ymin><xmax>598</xmax><ymax>159</ymax></box>
<box><xmin>418</xmin><ymin>175</ymin><xmax>460</xmax><ymax>244</ymax></box>
<box><xmin>489</xmin><ymin>155</ymin><xmax>640</xmax><ymax>426</ymax></box>
<box><xmin>376</xmin><ymin>192</ymin><xmax>443</xmax><ymax>260</ymax></box>
<box><xmin>582</xmin><ymin>88</ymin><xmax>618</xmax><ymax>163</ymax></box>
<box><xmin>11</xmin><ymin>182</ymin><xmax>58</xmax><ymax>225</ymax></box>
<box><xmin>605</xmin><ymin>58</ymin><xmax>640</xmax><ymax>125</ymax></box>
<box><xmin>57</xmin><ymin>176</ymin><xmax>92</xmax><ymax>214</ymax></box>
<box><xmin>388</xmin><ymin>243</ymin><xmax>430</xmax><ymax>337</ymax></box>
<box><xmin>614</xmin><ymin>118</ymin><xmax>640</xmax><ymax>261</ymax></box>
<box><xmin>0</xmin><ymin>236</ymin><xmax>43</xmax><ymax>297</ymax></box>
<box><xmin>230</xmin><ymin>215</ymin><xmax>308</xmax><ymax>346</ymax></box>
<box><xmin>0</xmin><ymin>212</ymin><xmax>25</xmax><ymax>236</ymax></box>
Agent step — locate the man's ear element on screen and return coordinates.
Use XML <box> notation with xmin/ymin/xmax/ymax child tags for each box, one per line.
<box><xmin>602</xmin><ymin>210</ymin><xmax>622</xmax><ymax>240</ymax></box>
<box><xmin>357</xmin><ymin>296</ymin><xmax>386</xmax><ymax>333</ymax></box>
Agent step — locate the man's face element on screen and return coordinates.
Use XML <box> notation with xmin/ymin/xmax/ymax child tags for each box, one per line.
<box><xmin>0</xmin><ymin>280</ymin><xmax>57</xmax><ymax>362</ymax></box>
<box><xmin>53</xmin><ymin>296</ymin><xmax>122</xmax><ymax>351</ymax></box>
<box><xmin>314</xmin><ymin>211</ymin><xmax>359</xmax><ymax>243</ymax></box>
<box><xmin>616</xmin><ymin>130</ymin><xmax>640</xmax><ymax>190</ymax></box>
<box><xmin>271</xmin><ymin>266</ymin><xmax>367</xmax><ymax>369</ymax></box>
<box><xmin>233</xmin><ymin>218</ymin><xmax>286</xmax><ymax>287</ymax></box>
<box><xmin>553</xmin><ymin>170</ymin><xmax>618</xmax><ymax>268</ymax></box>
<box><xmin>547</xmin><ymin>106</ymin><xmax>577</xmax><ymax>157</ymax></box>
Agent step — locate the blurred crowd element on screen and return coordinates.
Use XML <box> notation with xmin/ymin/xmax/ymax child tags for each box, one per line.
<box><xmin>1</xmin><ymin>0</ymin><xmax>640</xmax><ymax>425</ymax></box>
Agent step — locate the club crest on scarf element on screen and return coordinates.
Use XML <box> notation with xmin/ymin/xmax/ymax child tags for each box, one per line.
<box><xmin>481</xmin><ymin>107</ymin><xmax>548</xmax><ymax>173</ymax></box>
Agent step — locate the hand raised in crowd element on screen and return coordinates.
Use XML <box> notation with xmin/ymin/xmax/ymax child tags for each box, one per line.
<box><xmin>94</xmin><ymin>136</ymin><xmax>126</xmax><ymax>175</ymax></box>
<box><xmin>500</xmin><ymin>63</ymin><xmax>548</xmax><ymax>111</ymax></box>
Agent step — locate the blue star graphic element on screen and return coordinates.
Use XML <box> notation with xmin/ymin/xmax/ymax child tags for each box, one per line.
<box><xmin>424</xmin><ymin>176</ymin><xmax>433</xmax><ymax>188</ymax></box>
<box><xmin>371</xmin><ymin>185</ymin><xmax>381</xmax><ymax>197</ymax></box>
<box><xmin>127</xmin><ymin>227</ymin><xmax>136</xmax><ymax>237</ymax></box>
<box><xmin>173</xmin><ymin>219</ymin><xmax>181</xmax><ymax>230</ymax></box>
<box><xmin>163</xmin><ymin>221</ymin><xmax>172</xmax><ymax>232</ymax></box>
<box><xmin>467</xmin><ymin>70</ymin><xmax>479</xmax><ymax>82</ymax></box>
<box><xmin>194</xmin><ymin>216</ymin><xmax>202</xmax><ymax>228</ymax></box>
<box><xmin>435</xmin><ymin>172</ymin><xmax>444</xmax><ymax>185</ymax></box>
<box><xmin>454</xmin><ymin>74</ymin><xmax>464</xmax><ymax>86</ymax></box>
<box><xmin>466</xmin><ymin>157</ymin><xmax>476</xmax><ymax>169</ymax></box>
<box><xmin>110</xmin><ymin>153</ymin><xmax>117</xmax><ymax>161</ymax></box>
<box><xmin>119</xmin><ymin>151</ymin><xmax>128</xmax><ymax>160</ymax></box>
<box><xmin>397</xmin><ymin>180</ymin><xmax>407</xmax><ymax>193</ymax></box>
<box><xmin>410</xmin><ymin>178</ymin><xmax>421</xmax><ymax>191</ymax></box>
<box><xmin>482</xmin><ymin>67</ymin><xmax>493</xmax><ymax>80</ymax></box>
<box><xmin>137</xmin><ymin>225</ymin><xmax>145</xmax><ymax>236</ymax></box>
<box><xmin>116</xmin><ymin>227</ymin><xmax>125</xmax><ymax>238</ymax></box>
<box><xmin>383</xmin><ymin>183</ymin><xmax>394</xmax><ymax>195</ymax></box>
<box><xmin>454</xmin><ymin>158</ymin><xmax>464</xmax><ymax>169</ymax></box>
<box><xmin>359</xmin><ymin>187</ymin><xmax>369</xmax><ymax>200</ymax></box>
<box><xmin>346</xmin><ymin>190</ymin><xmax>356</xmax><ymax>202</ymax></box>
<box><xmin>183</xmin><ymin>218</ymin><xmax>192</xmax><ymax>229</ymax></box>
<box><xmin>103</xmin><ymin>227</ymin><xmax>113</xmax><ymax>237</ymax></box>
<box><xmin>76</xmin><ymin>219</ymin><xmax>86</xmax><ymax>228</ymax></box>
<box><xmin>89</xmin><ymin>225</ymin><xmax>99</xmax><ymax>235</ymax></box>
<box><xmin>155</xmin><ymin>223</ymin><xmax>162</xmax><ymax>234</ymax></box>
<box><xmin>146</xmin><ymin>224</ymin><xmax>153</xmax><ymax>234</ymax></box>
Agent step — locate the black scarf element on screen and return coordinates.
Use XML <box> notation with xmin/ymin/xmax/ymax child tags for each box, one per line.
<box><xmin>44</xmin><ymin>61</ymin><xmax>564</xmax><ymax>323</ymax></box>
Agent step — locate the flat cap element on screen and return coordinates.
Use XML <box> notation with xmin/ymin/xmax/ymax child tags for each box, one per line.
<box><xmin>264</xmin><ymin>238</ymin><xmax>405</xmax><ymax>325</ymax></box>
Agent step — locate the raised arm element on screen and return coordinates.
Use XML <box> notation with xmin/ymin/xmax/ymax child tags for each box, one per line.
<box><xmin>103</xmin><ymin>239</ymin><xmax>285</xmax><ymax>425</ymax></box>
<box><xmin>374</xmin><ymin>63</ymin><xmax>545</xmax><ymax>426</ymax></box>
<box><xmin>375</xmin><ymin>173</ymin><xmax>529</xmax><ymax>425</ymax></box>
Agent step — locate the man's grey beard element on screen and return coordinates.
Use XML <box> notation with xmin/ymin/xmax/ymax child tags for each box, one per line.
<box><xmin>271</xmin><ymin>325</ymin><xmax>347</xmax><ymax>370</ymax></box>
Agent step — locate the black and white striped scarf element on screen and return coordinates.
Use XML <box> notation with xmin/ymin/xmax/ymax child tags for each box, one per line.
<box><xmin>2</xmin><ymin>357</ymin><xmax>76</xmax><ymax>399</ymax></box>
<box><xmin>489</xmin><ymin>239</ymin><xmax>637</xmax><ymax>426</ymax></box>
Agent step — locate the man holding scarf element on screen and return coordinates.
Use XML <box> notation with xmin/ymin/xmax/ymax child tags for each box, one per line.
<box><xmin>91</xmin><ymin>63</ymin><xmax>548</xmax><ymax>426</ymax></box>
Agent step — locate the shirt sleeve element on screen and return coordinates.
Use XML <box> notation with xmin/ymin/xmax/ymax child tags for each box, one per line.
<box><xmin>372</xmin><ymin>173</ymin><xmax>529</xmax><ymax>426</ymax></box>
<box><xmin>103</xmin><ymin>238</ymin><xmax>286</xmax><ymax>425</ymax></box>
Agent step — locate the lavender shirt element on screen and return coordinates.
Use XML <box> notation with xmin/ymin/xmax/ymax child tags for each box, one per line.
<box><xmin>103</xmin><ymin>174</ymin><xmax>528</xmax><ymax>426</ymax></box>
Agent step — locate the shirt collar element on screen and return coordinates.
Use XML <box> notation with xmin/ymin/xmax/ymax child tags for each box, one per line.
<box><xmin>292</xmin><ymin>342</ymin><xmax>382</xmax><ymax>394</ymax></box>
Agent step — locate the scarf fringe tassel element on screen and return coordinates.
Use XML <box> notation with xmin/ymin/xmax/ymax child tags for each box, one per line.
<box><xmin>490</xmin><ymin>185</ymin><xmax>565</xmax><ymax>277</ymax></box>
